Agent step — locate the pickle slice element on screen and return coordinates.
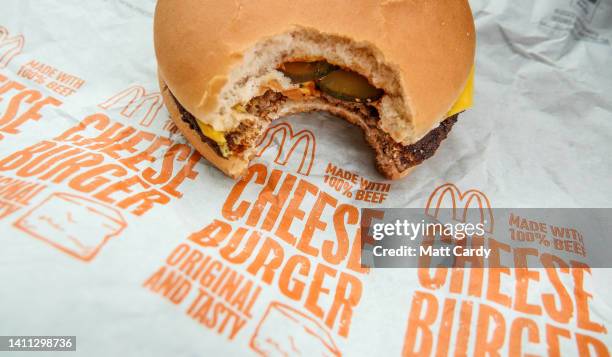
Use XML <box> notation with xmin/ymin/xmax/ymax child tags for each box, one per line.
<box><xmin>279</xmin><ymin>61</ymin><xmax>336</xmax><ymax>83</ymax></box>
<box><xmin>317</xmin><ymin>70</ymin><xmax>383</xmax><ymax>102</ymax></box>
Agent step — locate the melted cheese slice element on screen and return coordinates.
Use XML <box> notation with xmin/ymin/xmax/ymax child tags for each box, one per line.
<box><xmin>446</xmin><ymin>67</ymin><xmax>474</xmax><ymax>118</ymax></box>
<box><xmin>196</xmin><ymin>120</ymin><xmax>226</xmax><ymax>144</ymax></box>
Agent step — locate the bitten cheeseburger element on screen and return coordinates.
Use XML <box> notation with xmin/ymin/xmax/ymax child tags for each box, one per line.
<box><xmin>154</xmin><ymin>0</ymin><xmax>475</xmax><ymax>179</ymax></box>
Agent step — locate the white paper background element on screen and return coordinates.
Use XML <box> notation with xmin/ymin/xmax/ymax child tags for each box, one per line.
<box><xmin>0</xmin><ymin>0</ymin><xmax>610</xmax><ymax>356</ymax></box>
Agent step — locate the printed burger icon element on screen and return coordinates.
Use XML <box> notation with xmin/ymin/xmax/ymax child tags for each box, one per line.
<box><xmin>13</xmin><ymin>192</ymin><xmax>126</xmax><ymax>261</ymax></box>
<box><xmin>250</xmin><ymin>302</ymin><xmax>341</xmax><ymax>357</ymax></box>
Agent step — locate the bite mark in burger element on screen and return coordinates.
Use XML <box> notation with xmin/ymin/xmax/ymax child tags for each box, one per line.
<box><xmin>154</xmin><ymin>0</ymin><xmax>476</xmax><ymax>179</ymax></box>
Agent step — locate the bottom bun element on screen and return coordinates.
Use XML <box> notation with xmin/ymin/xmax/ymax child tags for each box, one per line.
<box><xmin>159</xmin><ymin>74</ymin><xmax>455</xmax><ymax>180</ymax></box>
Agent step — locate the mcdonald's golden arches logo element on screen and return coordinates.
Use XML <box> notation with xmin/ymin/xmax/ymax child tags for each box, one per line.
<box><xmin>425</xmin><ymin>183</ymin><xmax>494</xmax><ymax>234</ymax></box>
<box><xmin>98</xmin><ymin>85</ymin><xmax>162</xmax><ymax>127</ymax></box>
<box><xmin>0</xmin><ymin>26</ymin><xmax>24</xmax><ymax>68</ymax></box>
<box><xmin>255</xmin><ymin>122</ymin><xmax>316</xmax><ymax>176</ymax></box>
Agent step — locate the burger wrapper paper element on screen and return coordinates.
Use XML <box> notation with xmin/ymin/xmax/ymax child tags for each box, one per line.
<box><xmin>0</xmin><ymin>0</ymin><xmax>611</xmax><ymax>355</ymax></box>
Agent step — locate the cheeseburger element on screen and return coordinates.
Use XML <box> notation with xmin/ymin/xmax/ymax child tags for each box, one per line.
<box><xmin>154</xmin><ymin>0</ymin><xmax>475</xmax><ymax>179</ymax></box>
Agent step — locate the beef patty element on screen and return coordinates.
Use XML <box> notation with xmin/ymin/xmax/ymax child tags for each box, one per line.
<box><xmin>172</xmin><ymin>89</ymin><xmax>457</xmax><ymax>173</ymax></box>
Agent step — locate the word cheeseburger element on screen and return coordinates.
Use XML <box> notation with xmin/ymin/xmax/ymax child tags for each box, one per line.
<box><xmin>186</xmin><ymin>164</ymin><xmax>367</xmax><ymax>338</ymax></box>
<box><xmin>0</xmin><ymin>113</ymin><xmax>201</xmax><ymax>215</ymax></box>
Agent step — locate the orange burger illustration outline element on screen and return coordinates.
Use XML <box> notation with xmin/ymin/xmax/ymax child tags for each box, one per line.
<box><xmin>0</xmin><ymin>26</ymin><xmax>24</xmax><ymax>69</ymax></box>
<box><xmin>255</xmin><ymin>122</ymin><xmax>316</xmax><ymax>176</ymax></box>
<box><xmin>98</xmin><ymin>85</ymin><xmax>163</xmax><ymax>128</ymax></box>
<box><xmin>13</xmin><ymin>192</ymin><xmax>126</xmax><ymax>262</ymax></box>
<box><xmin>250</xmin><ymin>301</ymin><xmax>341</xmax><ymax>357</ymax></box>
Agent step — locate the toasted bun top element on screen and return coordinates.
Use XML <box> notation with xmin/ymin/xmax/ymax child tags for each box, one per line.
<box><xmin>154</xmin><ymin>0</ymin><xmax>475</xmax><ymax>142</ymax></box>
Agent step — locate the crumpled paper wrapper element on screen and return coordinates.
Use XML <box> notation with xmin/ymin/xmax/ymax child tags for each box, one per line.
<box><xmin>0</xmin><ymin>0</ymin><xmax>610</xmax><ymax>355</ymax></box>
